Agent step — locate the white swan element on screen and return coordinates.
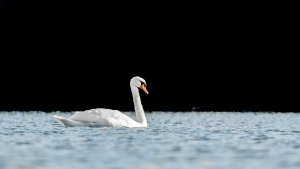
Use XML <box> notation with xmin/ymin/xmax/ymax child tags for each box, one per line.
<box><xmin>53</xmin><ymin>76</ymin><xmax>149</xmax><ymax>128</ymax></box>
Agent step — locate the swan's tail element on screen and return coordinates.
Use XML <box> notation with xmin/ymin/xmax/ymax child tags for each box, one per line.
<box><xmin>52</xmin><ymin>115</ymin><xmax>83</xmax><ymax>127</ymax></box>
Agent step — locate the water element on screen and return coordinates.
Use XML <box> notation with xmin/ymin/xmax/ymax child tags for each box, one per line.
<box><xmin>1</xmin><ymin>111</ymin><xmax>300</xmax><ymax>169</ymax></box>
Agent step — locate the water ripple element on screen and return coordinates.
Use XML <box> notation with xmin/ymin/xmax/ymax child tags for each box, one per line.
<box><xmin>1</xmin><ymin>111</ymin><xmax>300</xmax><ymax>169</ymax></box>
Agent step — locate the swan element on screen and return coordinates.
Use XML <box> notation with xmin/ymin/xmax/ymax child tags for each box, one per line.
<box><xmin>52</xmin><ymin>76</ymin><xmax>149</xmax><ymax>128</ymax></box>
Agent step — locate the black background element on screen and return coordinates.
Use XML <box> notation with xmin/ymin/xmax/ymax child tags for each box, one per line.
<box><xmin>1</xmin><ymin>1</ymin><xmax>298</xmax><ymax>112</ymax></box>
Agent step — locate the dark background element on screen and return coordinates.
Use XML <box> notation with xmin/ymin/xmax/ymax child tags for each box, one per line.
<box><xmin>1</xmin><ymin>1</ymin><xmax>298</xmax><ymax>112</ymax></box>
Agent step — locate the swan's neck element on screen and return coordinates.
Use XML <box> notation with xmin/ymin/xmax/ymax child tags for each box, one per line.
<box><xmin>131</xmin><ymin>86</ymin><xmax>147</xmax><ymax>127</ymax></box>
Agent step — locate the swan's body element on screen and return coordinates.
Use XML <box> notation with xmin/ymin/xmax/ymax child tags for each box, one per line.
<box><xmin>53</xmin><ymin>76</ymin><xmax>149</xmax><ymax>128</ymax></box>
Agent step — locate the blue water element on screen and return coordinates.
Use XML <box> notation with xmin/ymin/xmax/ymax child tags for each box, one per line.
<box><xmin>1</xmin><ymin>111</ymin><xmax>300</xmax><ymax>169</ymax></box>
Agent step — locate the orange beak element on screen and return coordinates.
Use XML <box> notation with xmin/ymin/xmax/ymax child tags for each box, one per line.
<box><xmin>140</xmin><ymin>83</ymin><xmax>149</xmax><ymax>94</ymax></box>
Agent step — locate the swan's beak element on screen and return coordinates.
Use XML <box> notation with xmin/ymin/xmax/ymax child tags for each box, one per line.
<box><xmin>140</xmin><ymin>84</ymin><xmax>149</xmax><ymax>94</ymax></box>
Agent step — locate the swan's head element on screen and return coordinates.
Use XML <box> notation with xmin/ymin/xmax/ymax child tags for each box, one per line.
<box><xmin>130</xmin><ymin>76</ymin><xmax>149</xmax><ymax>94</ymax></box>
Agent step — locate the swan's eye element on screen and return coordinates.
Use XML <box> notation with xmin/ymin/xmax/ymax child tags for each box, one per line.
<box><xmin>141</xmin><ymin>82</ymin><xmax>146</xmax><ymax>86</ymax></box>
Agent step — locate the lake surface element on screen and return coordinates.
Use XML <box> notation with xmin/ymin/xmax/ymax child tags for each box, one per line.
<box><xmin>1</xmin><ymin>111</ymin><xmax>300</xmax><ymax>169</ymax></box>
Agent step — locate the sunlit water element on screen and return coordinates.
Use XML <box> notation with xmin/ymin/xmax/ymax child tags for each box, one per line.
<box><xmin>1</xmin><ymin>111</ymin><xmax>300</xmax><ymax>169</ymax></box>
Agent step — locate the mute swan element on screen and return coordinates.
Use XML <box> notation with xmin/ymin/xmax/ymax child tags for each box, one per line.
<box><xmin>53</xmin><ymin>76</ymin><xmax>149</xmax><ymax>127</ymax></box>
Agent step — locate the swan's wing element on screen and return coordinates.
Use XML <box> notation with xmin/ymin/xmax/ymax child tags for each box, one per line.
<box><xmin>69</xmin><ymin>108</ymin><xmax>139</xmax><ymax>127</ymax></box>
<box><xmin>52</xmin><ymin>115</ymin><xmax>85</xmax><ymax>127</ymax></box>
